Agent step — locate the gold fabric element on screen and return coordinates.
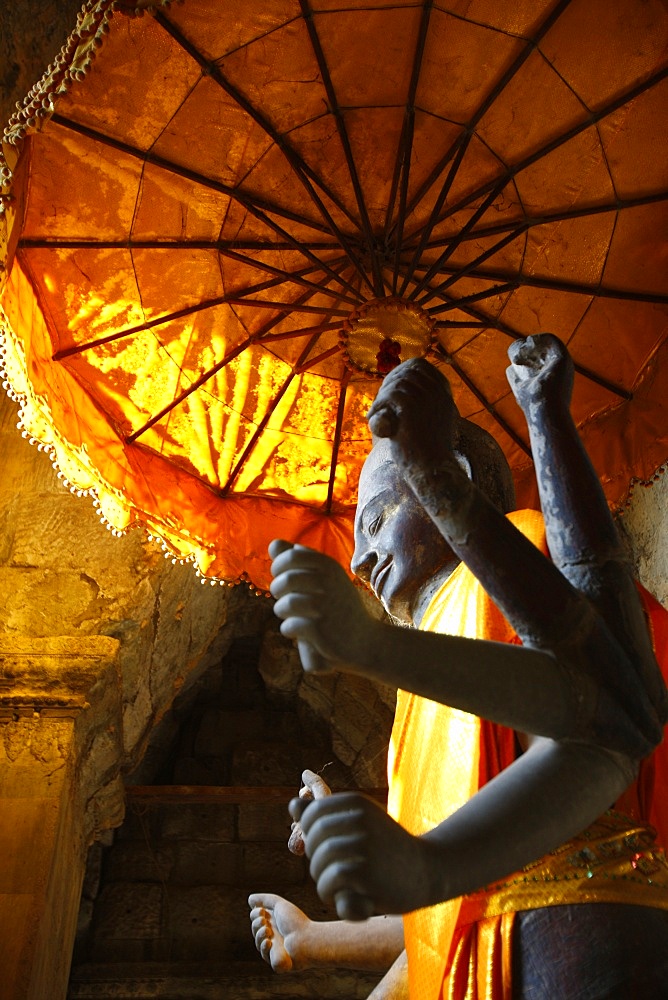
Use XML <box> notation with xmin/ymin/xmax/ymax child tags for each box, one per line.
<box><xmin>387</xmin><ymin>510</ymin><xmax>668</xmax><ymax>1000</ymax></box>
<box><xmin>459</xmin><ymin>811</ymin><xmax>668</xmax><ymax>925</ymax></box>
<box><xmin>386</xmin><ymin>510</ymin><xmax>547</xmax><ymax>1000</ymax></box>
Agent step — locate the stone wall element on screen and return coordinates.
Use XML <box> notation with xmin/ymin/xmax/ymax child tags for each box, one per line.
<box><xmin>68</xmin><ymin>638</ymin><xmax>383</xmax><ymax>999</ymax></box>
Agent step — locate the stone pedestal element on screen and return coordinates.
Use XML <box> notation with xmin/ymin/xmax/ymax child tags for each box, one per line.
<box><xmin>0</xmin><ymin>636</ymin><xmax>123</xmax><ymax>1000</ymax></box>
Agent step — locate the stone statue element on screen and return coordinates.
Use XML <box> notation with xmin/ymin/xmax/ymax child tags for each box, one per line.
<box><xmin>250</xmin><ymin>335</ymin><xmax>668</xmax><ymax>998</ymax></box>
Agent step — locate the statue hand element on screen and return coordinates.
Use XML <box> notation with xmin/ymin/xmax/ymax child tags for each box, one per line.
<box><xmin>270</xmin><ymin>540</ymin><xmax>378</xmax><ymax>673</ymax></box>
<box><xmin>291</xmin><ymin>793</ymin><xmax>433</xmax><ymax>918</ymax></box>
<box><xmin>248</xmin><ymin>893</ymin><xmax>310</xmax><ymax>972</ymax></box>
<box><xmin>288</xmin><ymin>769</ymin><xmax>332</xmax><ymax>856</ymax></box>
<box><xmin>366</xmin><ymin>358</ymin><xmax>458</xmax><ymax>474</ymax></box>
<box><xmin>507</xmin><ymin>333</ymin><xmax>574</xmax><ymax>412</ymax></box>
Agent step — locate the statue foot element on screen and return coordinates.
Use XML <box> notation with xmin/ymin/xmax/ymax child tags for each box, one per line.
<box><xmin>506</xmin><ymin>333</ymin><xmax>574</xmax><ymax>412</ymax></box>
<box><xmin>248</xmin><ymin>892</ymin><xmax>310</xmax><ymax>972</ymax></box>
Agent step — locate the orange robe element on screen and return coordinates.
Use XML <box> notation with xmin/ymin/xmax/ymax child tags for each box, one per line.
<box><xmin>386</xmin><ymin>510</ymin><xmax>668</xmax><ymax>1000</ymax></box>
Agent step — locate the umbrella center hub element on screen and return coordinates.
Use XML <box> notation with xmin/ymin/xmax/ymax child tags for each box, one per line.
<box><xmin>341</xmin><ymin>297</ymin><xmax>436</xmax><ymax>376</ymax></box>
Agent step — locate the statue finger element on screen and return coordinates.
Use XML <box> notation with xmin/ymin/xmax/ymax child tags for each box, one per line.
<box><xmin>335</xmin><ymin>889</ymin><xmax>375</xmax><ymax>922</ymax></box>
<box><xmin>367</xmin><ymin>404</ymin><xmax>398</xmax><ymax>438</ymax></box>
<box><xmin>313</xmin><ymin>852</ymin><xmax>371</xmax><ymax>909</ymax></box>
<box><xmin>292</xmin><ymin>792</ymin><xmax>365</xmax><ymax>838</ymax></box>
<box><xmin>270</xmin><ymin>569</ymin><xmax>326</xmax><ymax>601</ymax></box>
<box><xmin>268</xmin><ymin>538</ymin><xmax>294</xmax><ymax>560</ymax></box>
<box><xmin>303</xmin><ymin>808</ymin><xmax>368</xmax><ymax>870</ymax></box>
<box><xmin>302</xmin><ymin>768</ymin><xmax>332</xmax><ymax>799</ymax></box>
<box><xmin>270</xmin><ymin>544</ymin><xmax>335</xmax><ymax>581</ymax></box>
<box><xmin>274</xmin><ymin>591</ymin><xmax>323</xmax><ymax>621</ymax></box>
<box><xmin>278</xmin><ymin>616</ymin><xmax>324</xmax><ymax>650</ymax></box>
<box><xmin>253</xmin><ymin>921</ymin><xmax>272</xmax><ymax>951</ymax></box>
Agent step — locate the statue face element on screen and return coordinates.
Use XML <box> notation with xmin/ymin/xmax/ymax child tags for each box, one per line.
<box><xmin>351</xmin><ymin>452</ymin><xmax>455</xmax><ymax>624</ymax></box>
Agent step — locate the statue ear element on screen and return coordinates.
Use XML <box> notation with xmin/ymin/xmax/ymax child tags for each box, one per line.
<box><xmin>455</xmin><ymin>420</ymin><xmax>516</xmax><ymax>514</ymax></box>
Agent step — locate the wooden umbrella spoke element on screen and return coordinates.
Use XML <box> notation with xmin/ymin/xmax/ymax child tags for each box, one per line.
<box><xmin>417</xmin><ymin>226</ymin><xmax>528</xmax><ymax>304</ymax></box>
<box><xmin>299</xmin><ymin>0</ymin><xmax>384</xmax><ymax>296</ymax></box>
<box><xmin>423</xmin><ymin>264</ymin><xmax>668</xmax><ymax>307</ymax></box>
<box><xmin>221</xmin><ymin>328</ymin><xmax>327</xmax><ymax>494</ymax></box>
<box><xmin>394</xmin><ymin>0</ymin><xmax>575</xmax><ymax>240</ymax></box>
<box><xmin>127</xmin><ymin>270</ymin><xmax>349</xmax><ymax>446</ymax></box>
<box><xmin>52</xmin><ymin>258</ymin><xmax>350</xmax><ymax>360</ymax></box>
<box><xmin>409</xmin><ymin>269</ymin><xmax>635</xmax><ymax>402</ymax></box>
<box><xmin>260</xmin><ymin>322</ymin><xmax>342</xmax><ymax>344</ymax></box>
<box><xmin>125</xmin><ymin>334</ymin><xmax>254</xmax><ymax>444</ymax></box>
<box><xmin>402</xmin><ymin>191</ymin><xmax>668</xmax><ymax>251</ymax></box>
<box><xmin>221</xmin><ymin>370</ymin><xmax>301</xmax><ymax>494</ymax></box>
<box><xmin>223</xmin><ymin>298</ymin><xmax>349</xmax><ymax>315</ymax></box>
<box><xmin>295</xmin><ymin>344</ymin><xmax>344</xmax><ymax>373</ymax></box>
<box><xmin>426</xmin><ymin>282</ymin><xmax>519</xmax><ymax>315</ymax></box>
<box><xmin>398</xmin><ymin>133</ymin><xmax>473</xmax><ymax>296</ymax></box>
<box><xmin>155</xmin><ymin>11</ymin><xmax>374</xmax><ymax>292</ymax></box>
<box><xmin>405</xmin><ymin>65</ymin><xmax>668</xmax><ymax>246</ymax></box>
<box><xmin>326</xmin><ymin>368</ymin><xmax>352</xmax><ymax>513</ymax></box>
<box><xmin>433</xmin><ymin>321</ymin><xmax>489</xmax><ymax>329</ymax></box>
<box><xmin>20</xmin><ymin>238</ymin><xmax>346</xmax><ymax>252</ymax></box>
<box><xmin>409</xmin><ymin>178</ymin><xmax>515</xmax><ymax>301</ymax></box>
<box><xmin>387</xmin><ymin>0</ymin><xmax>434</xmax><ymax>292</ymax></box>
<box><xmin>50</xmin><ymin>113</ymin><xmax>361</xmax><ymax>299</ymax></box>
<box><xmin>434</xmin><ymin>346</ymin><xmax>531</xmax><ymax>457</ymax></box>
<box><xmin>154</xmin><ymin>10</ymin><xmax>362</xmax><ymax>234</ymax></box>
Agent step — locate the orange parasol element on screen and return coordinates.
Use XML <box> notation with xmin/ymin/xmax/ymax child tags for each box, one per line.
<box><xmin>1</xmin><ymin>0</ymin><xmax>666</xmax><ymax>589</ymax></box>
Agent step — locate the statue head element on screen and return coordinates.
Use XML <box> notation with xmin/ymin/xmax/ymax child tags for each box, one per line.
<box><xmin>351</xmin><ymin>375</ymin><xmax>515</xmax><ymax>626</ymax></box>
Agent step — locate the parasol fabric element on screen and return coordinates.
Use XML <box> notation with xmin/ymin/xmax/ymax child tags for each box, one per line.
<box><xmin>1</xmin><ymin>0</ymin><xmax>666</xmax><ymax>589</ymax></box>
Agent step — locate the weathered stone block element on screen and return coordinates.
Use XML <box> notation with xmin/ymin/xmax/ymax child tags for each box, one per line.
<box><xmin>237</xmin><ymin>801</ymin><xmax>291</xmax><ymax>842</ymax></box>
<box><xmin>170</xmin><ymin>842</ymin><xmax>243</xmax><ymax>885</ymax></box>
<box><xmin>230</xmin><ymin>743</ymin><xmax>320</xmax><ymax>786</ymax></box>
<box><xmin>93</xmin><ymin>883</ymin><xmax>163</xmax><ymax>941</ymax></box>
<box><xmin>164</xmin><ymin>885</ymin><xmax>250</xmax><ymax>961</ymax></box>
<box><xmin>240</xmin><ymin>842</ymin><xmax>307</xmax><ymax>885</ymax></box>
<box><xmin>103</xmin><ymin>842</ymin><xmax>175</xmax><ymax>884</ymax></box>
<box><xmin>159</xmin><ymin>803</ymin><xmax>236</xmax><ymax>842</ymax></box>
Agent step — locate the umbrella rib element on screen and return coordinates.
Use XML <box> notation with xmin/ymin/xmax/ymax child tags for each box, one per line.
<box><xmin>394</xmin><ymin>0</ymin><xmax>575</xmax><ymax>238</ymax></box>
<box><xmin>125</xmin><ymin>336</ymin><xmax>254</xmax><ymax>444</ymax></box>
<box><xmin>388</xmin><ymin>0</ymin><xmax>434</xmax><ymax>292</ymax></box>
<box><xmin>50</xmin><ymin>113</ymin><xmax>360</xmax><ymax>299</ymax></box>
<box><xmin>397</xmin><ymin>133</ymin><xmax>473</xmax><ymax>296</ymax></box>
<box><xmin>434</xmin><ymin>346</ymin><xmax>532</xmax><ymax>457</ymax></box>
<box><xmin>295</xmin><ymin>344</ymin><xmax>344</xmax><ymax>373</ymax></box>
<box><xmin>261</xmin><ymin>322</ymin><xmax>342</xmax><ymax>344</ymax></box>
<box><xmin>409</xmin><ymin>177</ymin><xmax>510</xmax><ymax>300</ymax></box>
<box><xmin>221</xmin><ymin>327</ymin><xmax>327</xmax><ymax>495</ymax></box>
<box><xmin>406</xmin><ymin>65</ymin><xmax>668</xmax><ymax>245</ymax></box>
<box><xmin>425</xmin><ymin>278</ymin><xmax>634</xmax><ymax>401</ymax></box>
<box><xmin>434</xmin><ymin>321</ymin><xmax>489</xmax><ymax>328</ymax></box>
<box><xmin>420</xmin><ymin>263</ymin><xmax>668</xmax><ymax>307</ymax></box>
<box><xmin>401</xmin><ymin>191</ymin><xmax>668</xmax><ymax>250</ymax></box>
<box><xmin>154</xmin><ymin>12</ymin><xmax>374</xmax><ymax>292</ymax></box>
<box><xmin>154</xmin><ymin>11</ymin><xmax>361</xmax><ymax>233</ymax></box>
<box><xmin>126</xmin><ymin>281</ymin><xmax>334</xmax><ymax>445</ymax></box>
<box><xmin>417</xmin><ymin>225</ymin><xmax>529</xmax><ymax>302</ymax></box>
<box><xmin>20</xmin><ymin>238</ymin><xmax>346</xmax><ymax>252</ymax></box>
<box><xmin>425</xmin><ymin>281</ymin><xmax>519</xmax><ymax>315</ymax></box>
<box><xmin>326</xmin><ymin>368</ymin><xmax>352</xmax><ymax>513</ymax></box>
<box><xmin>299</xmin><ymin>0</ymin><xmax>384</xmax><ymax>296</ymax></box>
<box><xmin>220</xmin><ymin>371</ymin><xmax>299</xmax><ymax>495</ymax></box>
<box><xmin>51</xmin><ymin>258</ymin><xmax>350</xmax><ymax>360</ymax></box>
<box><xmin>225</xmin><ymin>298</ymin><xmax>349</xmax><ymax>315</ymax></box>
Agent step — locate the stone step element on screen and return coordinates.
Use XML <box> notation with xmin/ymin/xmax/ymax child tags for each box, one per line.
<box><xmin>68</xmin><ymin>961</ymin><xmax>382</xmax><ymax>999</ymax></box>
